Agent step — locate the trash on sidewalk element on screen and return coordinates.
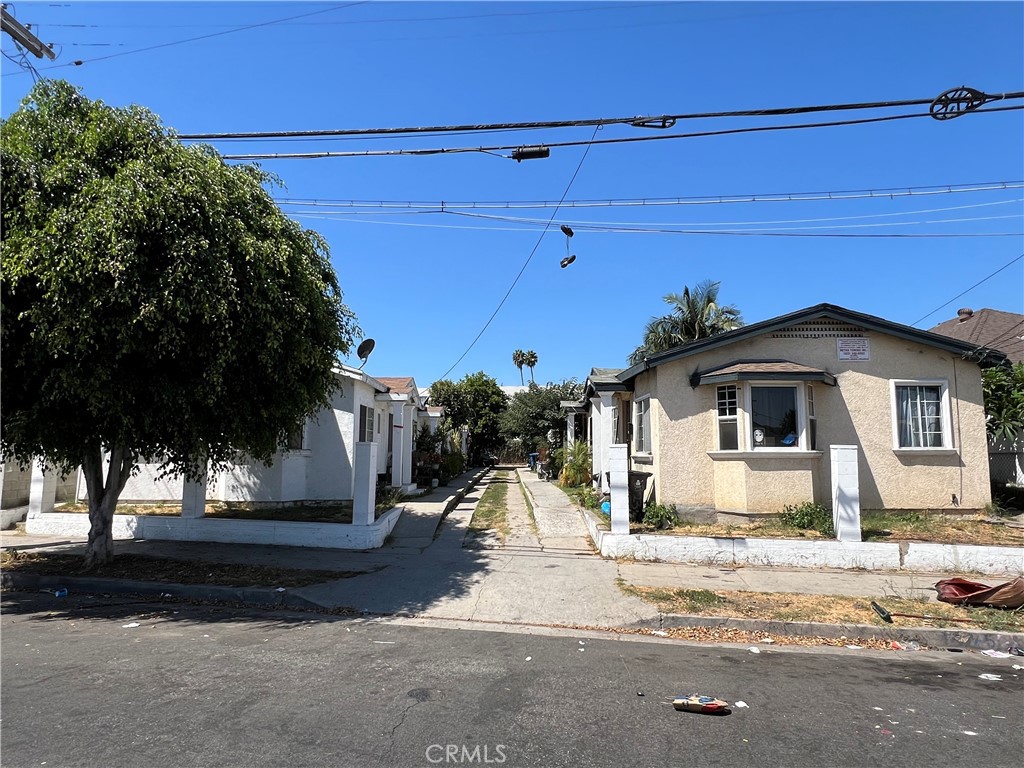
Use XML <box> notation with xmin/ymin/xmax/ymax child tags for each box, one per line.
<box><xmin>53</xmin><ymin>588</ymin><xmax>67</xmax><ymax>598</ymax></box>
<box><xmin>845</xmin><ymin>645</ymin><xmax>864</xmax><ymax>650</ymax></box>
<box><xmin>672</xmin><ymin>695</ymin><xmax>730</xmax><ymax>714</ymax></box>
<box><xmin>981</xmin><ymin>649</ymin><xmax>1012</xmax><ymax>658</ymax></box>
<box><xmin>748</xmin><ymin>647</ymin><xmax>760</xmax><ymax>654</ymax></box>
<box><xmin>733</xmin><ymin>701</ymin><xmax>749</xmax><ymax>709</ymax></box>
<box><xmin>935</xmin><ymin>576</ymin><xmax>1024</xmax><ymax>609</ymax></box>
<box><xmin>275</xmin><ymin>587</ymin><xmax>286</xmax><ymax>593</ymax></box>
<box><xmin>1009</xmin><ymin>646</ymin><xmax>1024</xmax><ymax>657</ymax></box>
<box><xmin>122</xmin><ymin>622</ymin><xmax>140</xmax><ymax>628</ymax></box>
<box><xmin>871</xmin><ymin>600</ymin><xmax>975</xmax><ymax>625</ymax></box>
<box><xmin>978</xmin><ymin>674</ymin><xmax>1003</xmax><ymax>681</ymax></box>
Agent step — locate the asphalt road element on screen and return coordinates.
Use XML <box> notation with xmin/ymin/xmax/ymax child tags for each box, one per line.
<box><xmin>2</xmin><ymin>592</ymin><xmax>1021</xmax><ymax>768</ymax></box>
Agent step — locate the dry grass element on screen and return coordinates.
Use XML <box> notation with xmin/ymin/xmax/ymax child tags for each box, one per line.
<box><xmin>632</xmin><ymin>511</ymin><xmax>1024</xmax><ymax>547</ymax></box>
<box><xmin>623</xmin><ymin>584</ymin><xmax>1024</xmax><ymax>632</ymax></box>
<box><xmin>52</xmin><ymin>500</ymin><xmax>400</xmax><ymax>524</ymax></box>
<box><xmin>468</xmin><ymin>471</ymin><xmax>511</xmax><ymax>541</ymax></box>
<box><xmin>0</xmin><ymin>550</ymin><xmax>358</xmax><ymax>588</ymax></box>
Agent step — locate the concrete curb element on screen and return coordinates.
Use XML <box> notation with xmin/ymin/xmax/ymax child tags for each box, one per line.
<box><xmin>1</xmin><ymin>571</ymin><xmax>327</xmax><ymax>612</ymax></box>
<box><xmin>652</xmin><ymin>612</ymin><xmax>1024</xmax><ymax>652</ymax></box>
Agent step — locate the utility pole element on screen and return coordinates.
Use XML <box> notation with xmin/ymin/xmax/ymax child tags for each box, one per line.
<box><xmin>1</xmin><ymin>4</ymin><xmax>55</xmax><ymax>60</ymax></box>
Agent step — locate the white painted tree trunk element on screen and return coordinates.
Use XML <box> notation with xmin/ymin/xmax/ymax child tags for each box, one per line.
<box><xmin>82</xmin><ymin>444</ymin><xmax>133</xmax><ymax>569</ymax></box>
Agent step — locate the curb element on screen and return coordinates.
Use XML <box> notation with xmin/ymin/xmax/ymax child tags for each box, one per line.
<box><xmin>652</xmin><ymin>612</ymin><xmax>1024</xmax><ymax>653</ymax></box>
<box><xmin>1</xmin><ymin>571</ymin><xmax>326</xmax><ymax>612</ymax></box>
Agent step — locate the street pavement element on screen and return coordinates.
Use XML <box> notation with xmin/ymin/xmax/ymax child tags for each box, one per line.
<box><xmin>2</xmin><ymin>590</ymin><xmax>1021</xmax><ymax>768</ymax></box>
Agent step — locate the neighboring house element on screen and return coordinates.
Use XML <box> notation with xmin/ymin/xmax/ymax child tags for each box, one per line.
<box><xmin>572</xmin><ymin>303</ymin><xmax>1005</xmax><ymax>514</ymax></box>
<box><xmin>930</xmin><ymin>307</ymin><xmax>1024</xmax><ymax>485</ymax></box>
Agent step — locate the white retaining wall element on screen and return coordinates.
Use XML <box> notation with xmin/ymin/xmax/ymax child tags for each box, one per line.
<box><xmin>581</xmin><ymin>511</ymin><xmax>1023</xmax><ymax>576</ymax></box>
<box><xmin>25</xmin><ymin>507</ymin><xmax>403</xmax><ymax>550</ymax></box>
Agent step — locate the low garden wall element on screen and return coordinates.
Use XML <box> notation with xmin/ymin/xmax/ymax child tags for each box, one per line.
<box><xmin>25</xmin><ymin>506</ymin><xmax>403</xmax><ymax>550</ymax></box>
<box><xmin>581</xmin><ymin>510</ymin><xmax>1024</xmax><ymax>576</ymax></box>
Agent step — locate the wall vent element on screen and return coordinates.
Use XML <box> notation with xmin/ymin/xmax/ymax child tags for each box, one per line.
<box><xmin>771</xmin><ymin>320</ymin><xmax>866</xmax><ymax>339</ymax></box>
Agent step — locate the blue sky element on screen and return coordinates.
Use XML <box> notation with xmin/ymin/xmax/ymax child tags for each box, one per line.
<box><xmin>3</xmin><ymin>1</ymin><xmax>1022</xmax><ymax>388</ymax></box>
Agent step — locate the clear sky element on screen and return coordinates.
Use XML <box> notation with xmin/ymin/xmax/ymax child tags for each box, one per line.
<box><xmin>3</xmin><ymin>1</ymin><xmax>1022</xmax><ymax>388</ymax></box>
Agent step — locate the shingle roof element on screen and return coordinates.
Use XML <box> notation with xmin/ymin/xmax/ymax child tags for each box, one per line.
<box><xmin>376</xmin><ymin>377</ymin><xmax>417</xmax><ymax>394</ymax></box>
<box><xmin>691</xmin><ymin>359</ymin><xmax>837</xmax><ymax>387</ymax></box>
<box><xmin>929</xmin><ymin>308</ymin><xmax>1024</xmax><ymax>365</ymax></box>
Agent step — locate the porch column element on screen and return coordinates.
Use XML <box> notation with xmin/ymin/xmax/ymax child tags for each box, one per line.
<box><xmin>28</xmin><ymin>459</ymin><xmax>57</xmax><ymax>519</ymax></box>
<box><xmin>566</xmin><ymin>412</ymin><xmax>576</xmax><ymax>447</ymax></box>
<box><xmin>353</xmin><ymin>442</ymin><xmax>377</xmax><ymax>526</ymax></box>
<box><xmin>609</xmin><ymin>444</ymin><xmax>629</xmax><ymax>535</ymax></box>
<box><xmin>401</xmin><ymin>404</ymin><xmax>415</xmax><ymax>486</ymax></box>
<box><xmin>830</xmin><ymin>445</ymin><xmax>862</xmax><ymax>542</ymax></box>
<box><xmin>181</xmin><ymin>470</ymin><xmax>207</xmax><ymax>519</ymax></box>
<box><xmin>390</xmin><ymin>402</ymin><xmax>405</xmax><ymax>488</ymax></box>
<box><xmin>596</xmin><ymin>393</ymin><xmax>615</xmax><ymax>493</ymax></box>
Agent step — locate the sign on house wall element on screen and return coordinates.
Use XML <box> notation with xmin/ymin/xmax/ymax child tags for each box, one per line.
<box><xmin>837</xmin><ymin>338</ymin><xmax>871</xmax><ymax>361</ymax></box>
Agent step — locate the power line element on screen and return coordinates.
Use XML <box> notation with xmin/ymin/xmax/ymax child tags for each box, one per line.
<box><xmin>219</xmin><ymin>105</ymin><xmax>1024</xmax><ymax>161</ymax></box>
<box><xmin>2</xmin><ymin>2</ymin><xmax>365</xmax><ymax>75</ymax></box>
<box><xmin>273</xmin><ymin>180</ymin><xmax>1024</xmax><ymax>211</ymax></box>
<box><xmin>436</xmin><ymin>126</ymin><xmax>600</xmax><ymax>383</ymax></box>
<box><xmin>911</xmin><ymin>254</ymin><xmax>1024</xmax><ymax>327</ymax></box>
<box><xmin>183</xmin><ymin>90</ymin><xmax>1024</xmax><ymax>142</ymax></box>
<box><xmin>293</xmin><ymin>214</ymin><xmax>1022</xmax><ymax>239</ymax></box>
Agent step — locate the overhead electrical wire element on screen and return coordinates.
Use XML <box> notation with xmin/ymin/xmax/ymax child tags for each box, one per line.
<box><xmin>436</xmin><ymin>126</ymin><xmax>600</xmax><ymax>382</ymax></box>
<box><xmin>2</xmin><ymin>2</ymin><xmax>366</xmax><ymax>75</ymax></box>
<box><xmin>218</xmin><ymin>105</ymin><xmax>1024</xmax><ymax>161</ymax></box>
<box><xmin>910</xmin><ymin>254</ymin><xmax>1024</xmax><ymax>326</ymax></box>
<box><xmin>273</xmin><ymin>180</ymin><xmax>1024</xmax><ymax>211</ymax></box>
<box><xmin>182</xmin><ymin>90</ymin><xmax>1024</xmax><ymax>142</ymax></box>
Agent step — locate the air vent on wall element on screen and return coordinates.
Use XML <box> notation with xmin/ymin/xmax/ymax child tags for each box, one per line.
<box><xmin>771</xmin><ymin>320</ymin><xmax>866</xmax><ymax>339</ymax></box>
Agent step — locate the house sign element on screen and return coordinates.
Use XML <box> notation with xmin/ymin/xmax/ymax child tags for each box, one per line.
<box><xmin>837</xmin><ymin>338</ymin><xmax>871</xmax><ymax>361</ymax></box>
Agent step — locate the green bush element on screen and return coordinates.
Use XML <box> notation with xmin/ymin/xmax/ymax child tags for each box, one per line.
<box><xmin>439</xmin><ymin>451</ymin><xmax>465</xmax><ymax>484</ymax></box>
<box><xmin>556</xmin><ymin>440</ymin><xmax>592</xmax><ymax>487</ymax></box>
<box><xmin>642</xmin><ymin>501</ymin><xmax>677</xmax><ymax>529</ymax></box>
<box><xmin>568</xmin><ymin>485</ymin><xmax>602</xmax><ymax>510</ymax></box>
<box><xmin>779</xmin><ymin>501</ymin><xmax>834</xmax><ymax>537</ymax></box>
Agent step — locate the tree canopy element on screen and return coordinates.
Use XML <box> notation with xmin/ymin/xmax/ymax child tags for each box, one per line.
<box><xmin>982</xmin><ymin>362</ymin><xmax>1024</xmax><ymax>443</ymax></box>
<box><xmin>430</xmin><ymin>372</ymin><xmax>508</xmax><ymax>465</ymax></box>
<box><xmin>1</xmin><ymin>80</ymin><xmax>359</xmax><ymax>564</ymax></box>
<box><xmin>629</xmin><ymin>280</ymin><xmax>743</xmax><ymax>364</ymax></box>
<box><xmin>500</xmin><ymin>379</ymin><xmax>583</xmax><ymax>456</ymax></box>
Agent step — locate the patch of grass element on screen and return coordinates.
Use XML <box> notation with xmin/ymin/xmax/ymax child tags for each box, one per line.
<box><xmin>624</xmin><ymin>584</ymin><xmax>1024</xmax><ymax>632</ymax></box>
<box><xmin>468</xmin><ymin>471</ymin><xmax>510</xmax><ymax>541</ymax></box>
<box><xmin>0</xmin><ymin>550</ymin><xmax>358</xmax><ymax>588</ymax></box>
<box><xmin>54</xmin><ymin>497</ymin><xmax>403</xmax><ymax>524</ymax></box>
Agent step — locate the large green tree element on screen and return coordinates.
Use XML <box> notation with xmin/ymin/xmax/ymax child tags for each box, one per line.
<box><xmin>629</xmin><ymin>280</ymin><xmax>743</xmax><ymax>365</ymax></box>
<box><xmin>982</xmin><ymin>362</ymin><xmax>1024</xmax><ymax>442</ymax></box>
<box><xmin>500</xmin><ymin>379</ymin><xmax>583</xmax><ymax>456</ymax></box>
<box><xmin>1</xmin><ymin>81</ymin><xmax>359</xmax><ymax>566</ymax></box>
<box><xmin>430</xmin><ymin>372</ymin><xmax>508</xmax><ymax>466</ymax></box>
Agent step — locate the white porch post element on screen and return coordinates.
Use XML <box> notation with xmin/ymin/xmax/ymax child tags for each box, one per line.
<box><xmin>830</xmin><ymin>445</ymin><xmax>862</xmax><ymax>542</ymax></box>
<box><xmin>609</xmin><ymin>444</ymin><xmax>629</xmax><ymax>535</ymax></box>
<box><xmin>181</xmin><ymin>470</ymin><xmax>208</xmax><ymax>519</ymax></box>
<box><xmin>390</xmin><ymin>401</ymin><xmax>405</xmax><ymax>488</ymax></box>
<box><xmin>566</xmin><ymin>412</ymin><xmax>576</xmax><ymax>447</ymax></box>
<box><xmin>401</xmin><ymin>404</ymin><xmax>415</xmax><ymax>486</ymax></box>
<box><xmin>28</xmin><ymin>459</ymin><xmax>57</xmax><ymax>519</ymax></box>
<box><xmin>597</xmin><ymin>393</ymin><xmax>614</xmax><ymax>493</ymax></box>
<box><xmin>353</xmin><ymin>442</ymin><xmax>377</xmax><ymax>526</ymax></box>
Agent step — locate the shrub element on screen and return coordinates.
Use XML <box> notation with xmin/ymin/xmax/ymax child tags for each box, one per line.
<box><xmin>439</xmin><ymin>451</ymin><xmax>465</xmax><ymax>484</ymax></box>
<box><xmin>779</xmin><ymin>501</ymin><xmax>834</xmax><ymax>537</ymax></box>
<box><xmin>568</xmin><ymin>485</ymin><xmax>602</xmax><ymax>510</ymax></box>
<box><xmin>642</xmin><ymin>501</ymin><xmax>678</xmax><ymax>529</ymax></box>
<box><xmin>375</xmin><ymin>485</ymin><xmax>405</xmax><ymax>514</ymax></box>
<box><xmin>556</xmin><ymin>440</ymin><xmax>592</xmax><ymax>487</ymax></box>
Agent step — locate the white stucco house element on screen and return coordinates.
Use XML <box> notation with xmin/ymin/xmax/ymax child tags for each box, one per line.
<box><xmin>22</xmin><ymin>367</ymin><xmax>430</xmax><ymax>548</ymax></box>
<box><xmin>570</xmin><ymin>303</ymin><xmax>1006</xmax><ymax>515</ymax></box>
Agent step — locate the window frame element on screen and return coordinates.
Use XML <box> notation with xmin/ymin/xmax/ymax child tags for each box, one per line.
<box><xmin>633</xmin><ymin>395</ymin><xmax>652</xmax><ymax>454</ymax></box>
<box><xmin>358</xmin><ymin>404</ymin><xmax>375</xmax><ymax>443</ymax></box>
<box><xmin>889</xmin><ymin>379</ymin><xmax>953</xmax><ymax>451</ymax></box>
<box><xmin>746</xmin><ymin>382</ymin><xmax>804</xmax><ymax>450</ymax></box>
<box><xmin>711</xmin><ymin>381</ymin><xmax>818</xmax><ymax>454</ymax></box>
<box><xmin>716</xmin><ymin>384</ymin><xmax>740</xmax><ymax>451</ymax></box>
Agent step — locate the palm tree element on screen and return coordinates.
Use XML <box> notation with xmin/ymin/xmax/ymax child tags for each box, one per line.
<box><xmin>629</xmin><ymin>280</ymin><xmax>743</xmax><ymax>365</ymax></box>
<box><xmin>512</xmin><ymin>349</ymin><xmax>526</xmax><ymax>385</ymax></box>
<box><xmin>523</xmin><ymin>350</ymin><xmax>538</xmax><ymax>383</ymax></box>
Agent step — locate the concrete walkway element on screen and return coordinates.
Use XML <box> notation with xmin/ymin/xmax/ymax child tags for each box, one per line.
<box><xmin>2</xmin><ymin>465</ymin><xmax>966</xmax><ymax>626</ymax></box>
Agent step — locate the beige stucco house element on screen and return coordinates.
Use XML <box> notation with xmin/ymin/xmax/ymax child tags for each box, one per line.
<box><xmin>577</xmin><ymin>304</ymin><xmax>1006</xmax><ymax>514</ymax></box>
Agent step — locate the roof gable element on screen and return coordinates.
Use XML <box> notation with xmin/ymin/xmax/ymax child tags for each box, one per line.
<box><xmin>620</xmin><ymin>303</ymin><xmax>1006</xmax><ymax>383</ymax></box>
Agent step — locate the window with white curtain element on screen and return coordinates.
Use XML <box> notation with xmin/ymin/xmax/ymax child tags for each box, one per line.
<box><xmin>891</xmin><ymin>380</ymin><xmax>950</xmax><ymax>449</ymax></box>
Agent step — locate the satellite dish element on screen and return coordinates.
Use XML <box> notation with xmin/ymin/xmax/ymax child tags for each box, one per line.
<box><xmin>356</xmin><ymin>338</ymin><xmax>375</xmax><ymax>370</ymax></box>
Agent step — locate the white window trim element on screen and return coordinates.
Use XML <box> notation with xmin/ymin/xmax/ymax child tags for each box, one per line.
<box><xmin>745</xmin><ymin>381</ymin><xmax>808</xmax><ymax>452</ymax></box>
<box><xmin>633</xmin><ymin>395</ymin><xmax>652</xmax><ymax>455</ymax></box>
<box><xmin>889</xmin><ymin>379</ymin><xmax>953</xmax><ymax>451</ymax></box>
<box><xmin>715</xmin><ymin>384</ymin><xmax>739</xmax><ymax>451</ymax></box>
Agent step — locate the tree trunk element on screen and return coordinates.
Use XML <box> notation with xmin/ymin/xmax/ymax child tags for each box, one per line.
<box><xmin>82</xmin><ymin>444</ymin><xmax>134</xmax><ymax>569</ymax></box>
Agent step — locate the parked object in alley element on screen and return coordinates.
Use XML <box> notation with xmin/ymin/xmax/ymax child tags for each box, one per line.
<box><xmin>870</xmin><ymin>600</ymin><xmax>977</xmax><ymax>625</ymax></box>
<box><xmin>673</xmin><ymin>695</ymin><xmax>730</xmax><ymax>714</ymax></box>
<box><xmin>935</xmin><ymin>576</ymin><xmax>1024</xmax><ymax>609</ymax></box>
